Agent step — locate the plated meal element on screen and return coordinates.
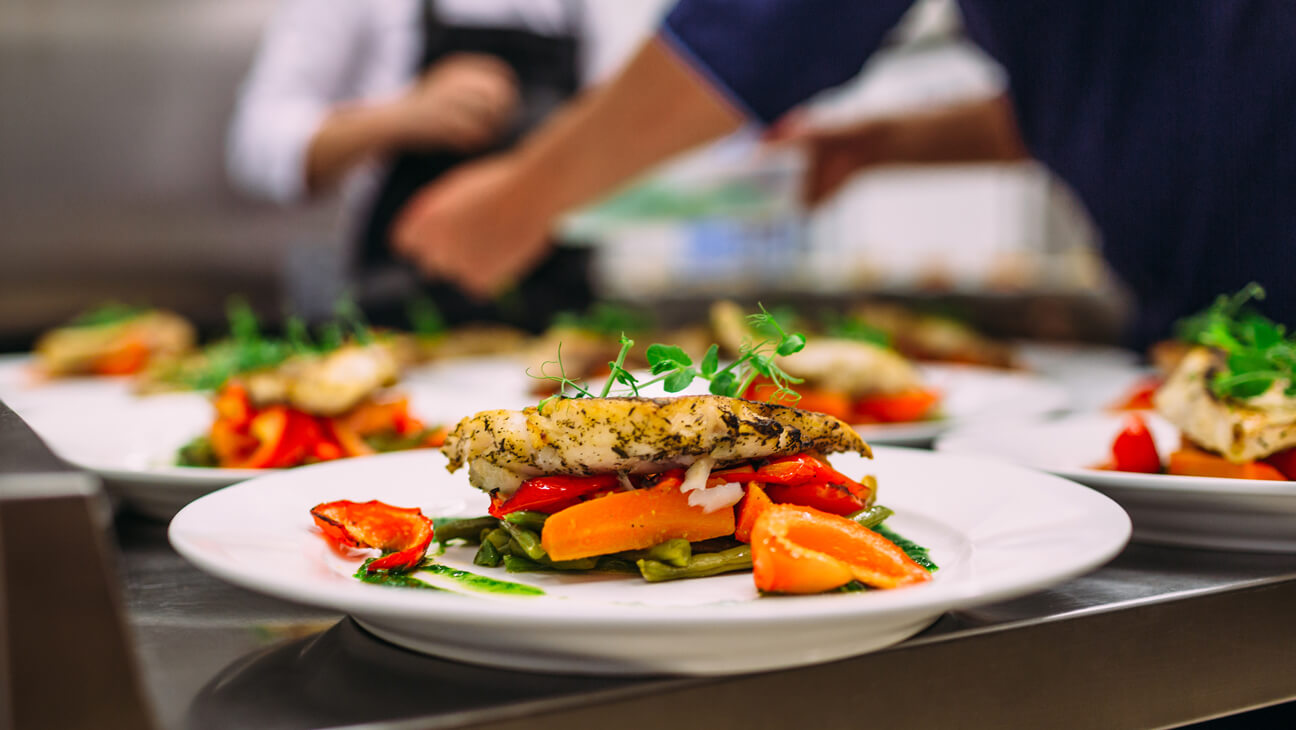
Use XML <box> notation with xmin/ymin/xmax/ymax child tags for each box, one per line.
<box><xmin>34</xmin><ymin>304</ymin><xmax>195</xmax><ymax>377</ymax></box>
<box><xmin>312</xmin><ymin>314</ymin><xmax>933</xmax><ymax>595</ymax></box>
<box><xmin>316</xmin><ymin>395</ymin><xmax>933</xmax><ymax>596</ymax></box>
<box><xmin>1101</xmin><ymin>285</ymin><xmax>1296</xmax><ymax>481</ymax></box>
<box><xmin>936</xmin><ymin>285</ymin><xmax>1296</xmax><ymax>551</ymax></box>
<box><xmin>711</xmin><ymin>301</ymin><xmax>941</xmax><ymax>426</ymax></box>
<box><xmin>177</xmin><ymin>342</ymin><xmax>445</xmax><ymax>470</ymax></box>
<box><xmin>847</xmin><ymin>301</ymin><xmax>1017</xmax><ymax>369</ymax></box>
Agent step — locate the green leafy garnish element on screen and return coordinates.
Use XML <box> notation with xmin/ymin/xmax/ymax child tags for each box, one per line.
<box><xmin>552</xmin><ymin>303</ymin><xmax>653</xmax><ymax>338</ymax></box>
<box><xmin>333</xmin><ymin>296</ymin><xmax>373</xmax><ymax>345</ymax></box>
<box><xmin>67</xmin><ymin>303</ymin><xmax>146</xmax><ymax>329</ymax></box>
<box><xmin>1173</xmin><ymin>284</ymin><xmax>1296</xmax><ymax>400</ymax></box>
<box><xmin>749</xmin><ymin>305</ymin><xmax>800</xmax><ymax>340</ymax></box>
<box><xmin>823</xmin><ymin>313</ymin><xmax>892</xmax><ymax>348</ymax></box>
<box><xmin>406</xmin><ymin>296</ymin><xmax>447</xmax><ymax>338</ymax></box>
<box><xmin>179</xmin><ymin>298</ymin><xmax>378</xmax><ymax>392</ymax></box>
<box><xmin>532</xmin><ymin>304</ymin><xmax>806</xmax><ymax>408</ymax></box>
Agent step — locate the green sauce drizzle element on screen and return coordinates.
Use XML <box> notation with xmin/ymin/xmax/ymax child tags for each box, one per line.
<box><xmin>355</xmin><ymin>558</ymin><xmax>544</xmax><ymax>596</ymax></box>
<box><xmin>871</xmin><ymin>524</ymin><xmax>939</xmax><ymax>571</ymax></box>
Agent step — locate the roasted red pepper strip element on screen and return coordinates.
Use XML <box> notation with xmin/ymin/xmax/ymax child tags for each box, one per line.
<box><xmin>854</xmin><ymin>389</ymin><xmax>939</xmax><ymax>423</ymax></box>
<box><xmin>1109</xmin><ymin>377</ymin><xmax>1161</xmax><ymax>411</ymax></box>
<box><xmin>726</xmin><ymin>454</ymin><xmax>868</xmax><ymax>496</ymax></box>
<box><xmin>763</xmin><ymin>481</ymin><xmax>865</xmax><ymax>516</ymax></box>
<box><xmin>232</xmin><ymin>407</ymin><xmax>321</xmax><ymax>469</ymax></box>
<box><xmin>1110</xmin><ymin>413</ymin><xmax>1161</xmax><ymax>474</ymax></box>
<box><xmin>1264</xmin><ymin>447</ymin><xmax>1296</xmax><ymax>481</ymax></box>
<box><xmin>706</xmin><ymin>464</ymin><xmax>754</xmax><ymax>487</ymax></box>
<box><xmin>311</xmin><ymin>499</ymin><xmax>434</xmax><ymax>572</ymax></box>
<box><xmin>491</xmin><ymin>474</ymin><xmax>621</xmax><ymax>517</ymax></box>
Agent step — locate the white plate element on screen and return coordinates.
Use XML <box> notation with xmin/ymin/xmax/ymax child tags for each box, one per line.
<box><xmin>0</xmin><ymin>353</ymin><xmax>136</xmax><ymax>415</ymax></box>
<box><xmin>11</xmin><ymin>382</ymin><xmax>484</xmax><ymax>520</ymax></box>
<box><xmin>14</xmin><ymin>391</ymin><xmax>263</xmax><ymax>519</ymax></box>
<box><xmin>169</xmin><ymin>447</ymin><xmax>1129</xmax><ymax>675</ymax></box>
<box><xmin>935</xmin><ymin>412</ymin><xmax>1296</xmax><ymax>552</ymax></box>
<box><xmin>1013</xmin><ymin>343</ymin><xmax>1152</xmax><ymax>412</ymax></box>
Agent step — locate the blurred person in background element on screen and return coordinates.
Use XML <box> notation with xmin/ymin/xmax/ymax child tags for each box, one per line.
<box><xmin>392</xmin><ymin>0</ymin><xmax>1296</xmax><ymax>348</ymax></box>
<box><xmin>227</xmin><ymin>0</ymin><xmax>599</xmax><ymax>330</ymax></box>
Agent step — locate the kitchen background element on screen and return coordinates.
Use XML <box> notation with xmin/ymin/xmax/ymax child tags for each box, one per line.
<box><xmin>0</xmin><ymin>0</ymin><xmax>1125</xmax><ymax>350</ymax></box>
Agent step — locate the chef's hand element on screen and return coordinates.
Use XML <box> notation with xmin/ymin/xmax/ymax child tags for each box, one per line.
<box><xmin>394</xmin><ymin>53</ymin><xmax>519</xmax><ymax>152</ymax></box>
<box><xmin>391</xmin><ymin>153</ymin><xmax>554</xmax><ymax>299</ymax></box>
<box><xmin>768</xmin><ymin>119</ymin><xmax>888</xmax><ymax>207</ymax></box>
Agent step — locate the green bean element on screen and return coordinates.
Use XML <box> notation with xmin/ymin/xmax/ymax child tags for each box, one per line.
<box><xmin>501</xmin><ymin>522</ymin><xmax>548</xmax><ymax>562</ymax></box>
<box><xmin>473</xmin><ymin>539</ymin><xmax>502</xmax><ymax>568</ymax></box>
<box><xmin>503</xmin><ymin>555</ymin><xmax>545</xmax><ymax>572</ymax></box>
<box><xmin>615</xmin><ymin>538</ymin><xmax>692</xmax><ymax>567</ymax></box>
<box><xmin>433</xmin><ymin>516</ymin><xmax>498</xmax><ymax>545</ymax></box>
<box><xmin>545</xmin><ymin>556</ymin><xmax>600</xmax><ymax>571</ymax></box>
<box><xmin>502</xmin><ymin>510</ymin><xmax>549</xmax><ymax>532</ymax></box>
<box><xmin>595</xmin><ymin>556</ymin><xmax>642</xmax><ymax>574</ymax></box>
<box><xmin>847</xmin><ymin>504</ymin><xmax>893</xmax><ymax>530</ymax></box>
<box><xmin>688</xmin><ymin>536</ymin><xmax>744</xmax><ymax>554</ymax></box>
<box><xmin>484</xmin><ymin>528</ymin><xmax>511</xmax><ymax>551</ymax></box>
<box><xmin>637</xmin><ymin>545</ymin><xmax>752</xmax><ymax>582</ymax></box>
<box><xmin>504</xmin><ymin>553</ymin><xmax>600</xmax><ymax>572</ymax></box>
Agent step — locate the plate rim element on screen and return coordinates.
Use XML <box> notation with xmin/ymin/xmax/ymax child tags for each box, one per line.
<box><xmin>935</xmin><ymin>411</ymin><xmax>1296</xmax><ymax>497</ymax></box>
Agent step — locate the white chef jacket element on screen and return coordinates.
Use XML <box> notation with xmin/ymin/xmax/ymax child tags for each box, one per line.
<box><xmin>226</xmin><ymin>0</ymin><xmax>614</xmax><ymax>207</ymax></box>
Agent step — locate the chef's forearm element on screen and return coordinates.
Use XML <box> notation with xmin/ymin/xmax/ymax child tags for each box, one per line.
<box><xmin>871</xmin><ymin>94</ymin><xmax>1029</xmax><ymax>167</ymax></box>
<box><xmin>510</xmin><ymin>36</ymin><xmax>744</xmax><ymax>219</ymax></box>
<box><xmin>305</xmin><ymin>102</ymin><xmax>409</xmax><ymax>194</ymax></box>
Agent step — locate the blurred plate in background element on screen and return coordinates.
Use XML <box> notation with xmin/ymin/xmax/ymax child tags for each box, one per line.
<box><xmin>936</xmin><ymin>412</ymin><xmax>1296</xmax><ymax>552</ymax></box>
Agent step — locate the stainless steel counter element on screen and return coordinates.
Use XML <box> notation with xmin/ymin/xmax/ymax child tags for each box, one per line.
<box><xmin>116</xmin><ymin>514</ymin><xmax>1296</xmax><ymax>730</ymax></box>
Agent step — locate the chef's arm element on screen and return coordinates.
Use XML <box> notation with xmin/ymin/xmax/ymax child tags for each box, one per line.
<box><xmin>508</xmin><ymin>36</ymin><xmax>744</xmax><ymax>219</ymax></box>
<box><xmin>307</xmin><ymin>54</ymin><xmax>520</xmax><ymax>193</ymax></box>
<box><xmin>791</xmin><ymin>94</ymin><xmax>1030</xmax><ymax>205</ymax></box>
<box><xmin>305</xmin><ymin>104</ymin><xmax>411</xmax><ymax>194</ymax></box>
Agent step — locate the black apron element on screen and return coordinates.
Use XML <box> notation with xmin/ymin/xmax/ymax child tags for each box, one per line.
<box><xmin>358</xmin><ymin>1</ymin><xmax>591</xmax><ymax>332</ymax></box>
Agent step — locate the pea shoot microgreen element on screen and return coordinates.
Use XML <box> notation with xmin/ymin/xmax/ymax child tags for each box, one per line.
<box><xmin>1173</xmin><ymin>283</ymin><xmax>1296</xmax><ymax>400</ymax></box>
<box><xmin>181</xmin><ymin>298</ymin><xmax>379</xmax><ymax>391</ymax></box>
<box><xmin>67</xmin><ymin>302</ymin><xmax>147</xmax><ymax>329</ymax></box>
<box><xmin>531</xmin><ymin>305</ymin><xmax>807</xmax><ymax>410</ymax></box>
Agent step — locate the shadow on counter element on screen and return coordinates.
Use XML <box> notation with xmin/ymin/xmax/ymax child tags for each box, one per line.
<box><xmin>185</xmin><ymin>618</ymin><xmax>681</xmax><ymax>730</ymax></box>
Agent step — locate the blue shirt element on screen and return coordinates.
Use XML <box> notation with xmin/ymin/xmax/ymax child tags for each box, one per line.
<box><xmin>663</xmin><ymin>1</ymin><xmax>1296</xmax><ymax>346</ymax></box>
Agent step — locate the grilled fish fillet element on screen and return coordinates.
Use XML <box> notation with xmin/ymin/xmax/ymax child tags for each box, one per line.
<box><xmin>243</xmin><ymin>343</ymin><xmax>399</xmax><ymax>417</ymax></box>
<box><xmin>1154</xmin><ymin>346</ymin><xmax>1296</xmax><ymax>462</ymax></box>
<box><xmin>442</xmin><ymin>395</ymin><xmax>870</xmax><ymax>495</ymax></box>
<box><xmin>36</xmin><ymin>310</ymin><xmax>194</xmax><ymax>375</ymax></box>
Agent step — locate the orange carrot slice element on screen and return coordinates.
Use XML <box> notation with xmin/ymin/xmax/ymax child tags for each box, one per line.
<box><xmin>1166</xmin><ymin>446</ymin><xmax>1287</xmax><ymax>481</ymax></box>
<box><xmin>734</xmin><ymin>482</ymin><xmax>773</xmax><ymax>543</ymax></box>
<box><xmin>91</xmin><ymin>338</ymin><xmax>150</xmax><ymax>375</ymax></box>
<box><xmin>751</xmin><ymin>504</ymin><xmax>931</xmax><ymax>594</ymax></box>
<box><xmin>540</xmin><ymin>481</ymin><xmax>736</xmax><ymax>561</ymax></box>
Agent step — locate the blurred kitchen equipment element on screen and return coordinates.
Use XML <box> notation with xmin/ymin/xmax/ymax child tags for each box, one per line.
<box><xmin>0</xmin><ymin>402</ymin><xmax>155</xmax><ymax>729</ymax></box>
